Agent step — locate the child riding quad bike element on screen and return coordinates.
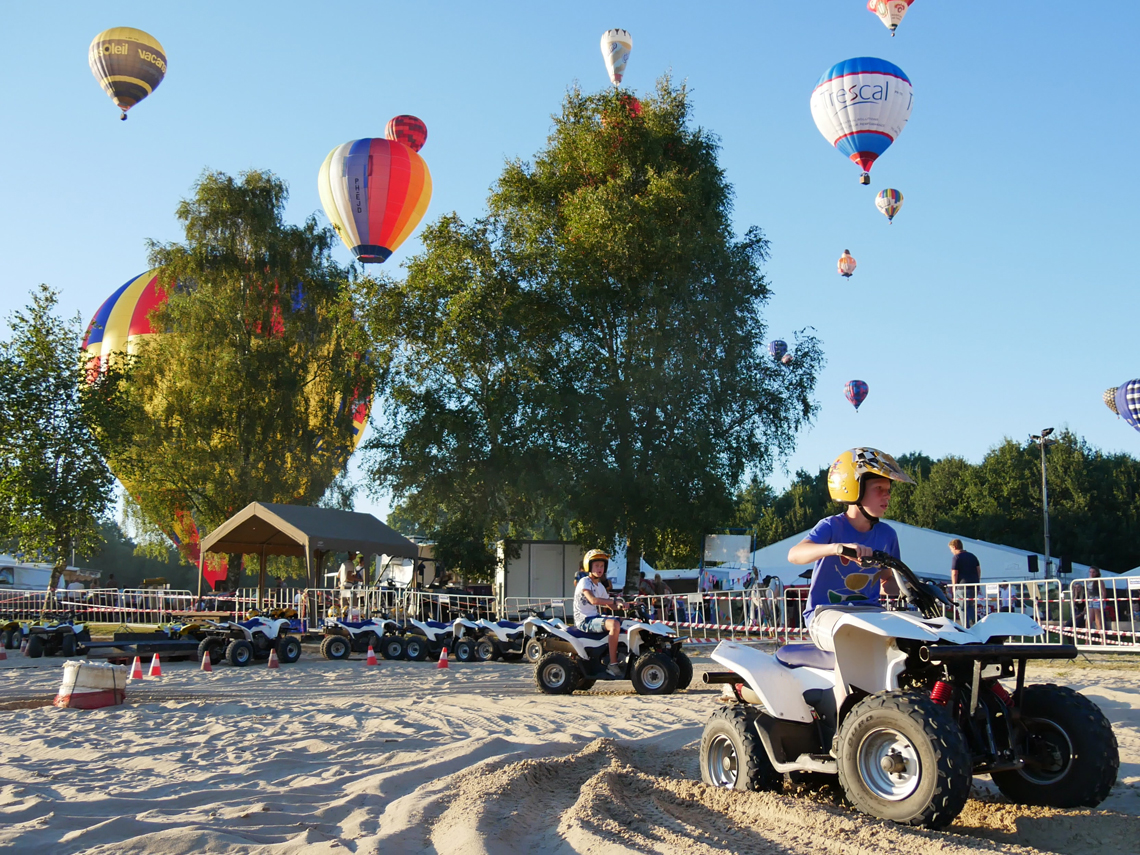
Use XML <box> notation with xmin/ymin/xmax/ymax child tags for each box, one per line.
<box><xmin>699</xmin><ymin>548</ymin><xmax>1119</xmax><ymax>829</ymax></box>
<box><xmin>195</xmin><ymin>609</ymin><xmax>302</xmax><ymax>667</ymax></box>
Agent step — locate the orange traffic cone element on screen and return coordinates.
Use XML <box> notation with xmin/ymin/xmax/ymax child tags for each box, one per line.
<box><xmin>437</xmin><ymin>647</ymin><xmax>449</xmax><ymax>669</ymax></box>
<box><xmin>267</xmin><ymin>648</ymin><xmax>280</xmax><ymax>670</ymax></box>
<box><xmin>148</xmin><ymin>653</ymin><xmax>162</xmax><ymax>677</ymax></box>
<box><xmin>366</xmin><ymin>645</ymin><xmax>378</xmax><ymax>666</ymax></box>
<box><xmin>129</xmin><ymin>656</ymin><xmax>144</xmax><ymax>680</ymax></box>
<box><xmin>200</xmin><ymin>652</ymin><xmax>212</xmax><ymax>672</ymax></box>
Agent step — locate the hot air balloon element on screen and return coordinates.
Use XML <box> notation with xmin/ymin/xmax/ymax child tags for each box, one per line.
<box><xmin>600</xmin><ymin>28</ymin><xmax>633</xmax><ymax>86</ymax></box>
<box><xmin>768</xmin><ymin>340</ymin><xmax>788</xmax><ymax>361</ymax></box>
<box><xmin>811</xmin><ymin>57</ymin><xmax>913</xmax><ymax>184</ymax></box>
<box><xmin>318</xmin><ymin>138</ymin><xmax>433</xmax><ymax>263</ymax></box>
<box><xmin>385</xmin><ymin>115</ymin><xmax>428</xmax><ymax>153</ymax></box>
<box><xmin>1104</xmin><ymin>388</ymin><xmax>1120</xmax><ymax>415</ymax></box>
<box><xmin>81</xmin><ymin>271</ymin><xmax>371</xmax><ymax>575</ymax></box>
<box><xmin>875</xmin><ymin>189</ymin><xmax>903</xmax><ymax>223</ymax></box>
<box><xmin>781</xmin><ymin>353</ymin><xmax>794</xmax><ymax>366</ymax></box>
<box><xmin>1115</xmin><ymin>381</ymin><xmax>1140</xmax><ymax>432</ymax></box>
<box><xmin>867</xmin><ymin>0</ymin><xmax>914</xmax><ymax>35</ymax></box>
<box><xmin>88</xmin><ymin>27</ymin><xmax>167</xmax><ymax>120</ymax></box>
<box><xmin>845</xmin><ymin>380</ymin><xmax>869</xmax><ymax>411</ymax></box>
<box><xmin>838</xmin><ymin>250</ymin><xmax>857</xmax><ymax>278</ymax></box>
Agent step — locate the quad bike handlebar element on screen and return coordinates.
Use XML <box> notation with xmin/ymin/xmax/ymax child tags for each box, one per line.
<box><xmin>838</xmin><ymin>548</ymin><xmax>954</xmax><ymax>619</ymax></box>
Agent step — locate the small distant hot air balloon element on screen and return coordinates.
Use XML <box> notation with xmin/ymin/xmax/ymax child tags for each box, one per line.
<box><xmin>867</xmin><ymin>0</ymin><xmax>915</xmax><ymax>35</ymax></box>
<box><xmin>838</xmin><ymin>250</ymin><xmax>857</xmax><ymax>279</ymax></box>
<box><xmin>1104</xmin><ymin>388</ymin><xmax>1120</xmax><ymax>415</ymax></box>
<box><xmin>385</xmin><ymin>115</ymin><xmax>428</xmax><ymax>152</ymax></box>
<box><xmin>1115</xmin><ymin>381</ymin><xmax>1140</xmax><ymax>432</ymax></box>
<box><xmin>768</xmin><ymin>340</ymin><xmax>788</xmax><ymax>361</ymax></box>
<box><xmin>781</xmin><ymin>353</ymin><xmax>794</xmax><ymax>366</ymax></box>
<box><xmin>600</xmin><ymin>29</ymin><xmax>633</xmax><ymax>86</ymax></box>
<box><xmin>811</xmin><ymin>57</ymin><xmax>913</xmax><ymax>184</ymax></box>
<box><xmin>875</xmin><ymin>189</ymin><xmax>903</xmax><ymax>224</ymax></box>
<box><xmin>318</xmin><ymin>138</ymin><xmax>433</xmax><ymax>263</ymax></box>
<box><xmin>845</xmin><ymin>380</ymin><xmax>869</xmax><ymax>411</ymax></box>
<box><xmin>88</xmin><ymin>27</ymin><xmax>167</xmax><ymax>120</ymax></box>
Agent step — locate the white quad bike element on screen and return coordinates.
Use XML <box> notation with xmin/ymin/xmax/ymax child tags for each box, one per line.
<box><xmin>699</xmin><ymin>549</ymin><xmax>1119</xmax><ymax>829</ymax></box>
<box><xmin>526</xmin><ymin>603</ymin><xmax>693</xmax><ymax>695</ymax></box>
<box><xmin>402</xmin><ymin>617</ymin><xmax>454</xmax><ymax>661</ymax></box>
<box><xmin>452</xmin><ymin>615</ymin><xmax>542</xmax><ymax>663</ymax></box>
<box><xmin>320</xmin><ymin>616</ymin><xmax>405</xmax><ymax>660</ymax></box>
<box><xmin>196</xmin><ymin>614</ymin><xmax>302</xmax><ymax>667</ymax></box>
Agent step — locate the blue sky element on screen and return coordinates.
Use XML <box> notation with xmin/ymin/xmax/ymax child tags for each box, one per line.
<box><xmin>1</xmin><ymin>2</ymin><xmax>1136</xmax><ymax>525</ymax></box>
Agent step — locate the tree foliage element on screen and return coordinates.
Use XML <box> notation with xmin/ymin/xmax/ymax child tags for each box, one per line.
<box><xmin>364</xmin><ymin>79</ymin><xmax>823</xmax><ymax>578</ymax></box>
<box><xmin>100</xmin><ymin>171</ymin><xmax>375</xmax><ymax>590</ymax></box>
<box><xmin>738</xmin><ymin>433</ymin><xmax>1140</xmax><ymax>572</ymax></box>
<box><xmin>0</xmin><ymin>286</ymin><xmax>116</xmax><ymax>604</ymax></box>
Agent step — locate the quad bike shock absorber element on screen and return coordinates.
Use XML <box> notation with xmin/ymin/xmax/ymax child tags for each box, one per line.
<box><xmin>930</xmin><ymin>680</ymin><xmax>954</xmax><ymax>706</ymax></box>
<box><xmin>989</xmin><ymin>681</ymin><xmax>1013</xmax><ymax>707</ymax></box>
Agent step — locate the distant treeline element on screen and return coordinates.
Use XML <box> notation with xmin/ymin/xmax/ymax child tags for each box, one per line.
<box><xmin>732</xmin><ymin>431</ymin><xmax>1140</xmax><ymax>574</ymax></box>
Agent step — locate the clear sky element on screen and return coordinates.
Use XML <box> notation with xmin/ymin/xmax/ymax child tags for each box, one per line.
<box><xmin>1</xmin><ymin>2</ymin><xmax>1136</xmax><ymax>526</ymax></box>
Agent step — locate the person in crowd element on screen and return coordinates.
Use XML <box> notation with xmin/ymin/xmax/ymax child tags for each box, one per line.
<box><xmin>638</xmin><ymin>571</ymin><xmax>656</xmax><ymax>598</ymax></box>
<box><xmin>573</xmin><ymin>549</ymin><xmax>626</xmax><ymax>677</ymax></box>
<box><xmin>948</xmin><ymin>538</ymin><xmax>981</xmax><ymax>625</ymax></box>
<box><xmin>337</xmin><ymin>553</ymin><xmax>361</xmax><ymax>615</ymax></box>
<box><xmin>788</xmin><ymin>448</ymin><xmax>912</xmax><ymax>638</ymax></box>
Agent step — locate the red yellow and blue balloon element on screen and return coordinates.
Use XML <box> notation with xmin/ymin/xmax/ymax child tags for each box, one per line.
<box><xmin>88</xmin><ymin>27</ymin><xmax>167</xmax><ymax>120</ymax></box>
<box><xmin>875</xmin><ymin>189</ymin><xmax>903</xmax><ymax>223</ymax></box>
<box><xmin>811</xmin><ymin>57</ymin><xmax>913</xmax><ymax>185</ymax></box>
<box><xmin>845</xmin><ymin>380</ymin><xmax>869</xmax><ymax>411</ymax></box>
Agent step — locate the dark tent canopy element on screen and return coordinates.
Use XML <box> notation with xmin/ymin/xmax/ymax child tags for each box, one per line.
<box><xmin>198</xmin><ymin>502</ymin><xmax>418</xmax><ymax>594</ymax></box>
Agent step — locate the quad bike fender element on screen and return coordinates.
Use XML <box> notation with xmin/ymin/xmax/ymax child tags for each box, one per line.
<box><xmin>962</xmin><ymin>611</ymin><xmax>1043</xmax><ymax>642</ymax></box>
<box><xmin>711</xmin><ymin>641</ymin><xmax>830</xmax><ymax>724</ymax></box>
<box><xmin>522</xmin><ymin>617</ymin><xmax>558</xmax><ymax>638</ymax></box>
<box><xmin>623</xmin><ymin>622</ymin><xmax>671</xmax><ymax>657</ymax></box>
<box><xmin>451</xmin><ymin>618</ymin><xmax>480</xmax><ymax>639</ymax></box>
<box><xmin>809</xmin><ymin>607</ymin><xmax>941</xmax><ymax>653</ymax></box>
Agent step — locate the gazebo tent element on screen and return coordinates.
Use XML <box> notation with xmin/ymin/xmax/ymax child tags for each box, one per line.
<box><xmin>197</xmin><ymin>502</ymin><xmax>419</xmax><ymax>597</ymax></box>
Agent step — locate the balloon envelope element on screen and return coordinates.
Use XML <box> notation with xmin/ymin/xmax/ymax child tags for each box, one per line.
<box><xmin>1115</xmin><ymin>381</ymin><xmax>1140</xmax><ymax>431</ymax></box>
<box><xmin>318</xmin><ymin>138</ymin><xmax>433</xmax><ymax>264</ymax></box>
<box><xmin>768</xmin><ymin>340</ymin><xmax>788</xmax><ymax>360</ymax></box>
<box><xmin>600</xmin><ymin>28</ymin><xmax>633</xmax><ymax>86</ymax></box>
<box><xmin>838</xmin><ymin>250</ymin><xmax>857</xmax><ymax>278</ymax></box>
<box><xmin>845</xmin><ymin>380</ymin><xmax>869</xmax><ymax>410</ymax></box>
<box><xmin>385</xmin><ymin>115</ymin><xmax>428</xmax><ymax>152</ymax></box>
<box><xmin>867</xmin><ymin>0</ymin><xmax>914</xmax><ymax>33</ymax></box>
<box><xmin>1104</xmin><ymin>387</ymin><xmax>1120</xmax><ymax>415</ymax></box>
<box><xmin>875</xmin><ymin>189</ymin><xmax>903</xmax><ymax>223</ymax></box>
<box><xmin>781</xmin><ymin>353</ymin><xmax>794</xmax><ymax>365</ymax></box>
<box><xmin>811</xmin><ymin>57</ymin><xmax>913</xmax><ymax>180</ymax></box>
<box><xmin>88</xmin><ymin>27</ymin><xmax>166</xmax><ymax>118</ymax></box>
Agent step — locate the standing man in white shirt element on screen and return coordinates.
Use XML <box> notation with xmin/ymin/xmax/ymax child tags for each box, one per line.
<box><xmin>574</xmin><ymin>549</ymin><xmax>626</xmax><ymax>677</ymax></box>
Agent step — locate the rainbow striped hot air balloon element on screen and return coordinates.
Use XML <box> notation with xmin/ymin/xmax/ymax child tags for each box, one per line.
<box><xmin>875</xmin><ymin>189</ymin><xmax>903</xmax><ymax>223</ymax></box>
<box><xmin>811</xmin><ymin>57</ymin><xmax>913</xmax><ymax>185</ymax></box>
<box><xmin>318</xmin><ymin>138</ymin><xmax>432</xmax><ymax>264</ymax></box>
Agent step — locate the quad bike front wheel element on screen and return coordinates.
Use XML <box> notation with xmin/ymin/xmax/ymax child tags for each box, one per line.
<box><xmin>674</xmin><ymin>649</ymin><xmax>694</xmax><ymax>691</ymax></box>
<box><xmin>524</xmin><ymin>637</ymin><xmax>544</xmax><ymax>663</ymax></box>
<box><xmin>631</xmin><ymin>652</ymin><xmax>680</xmax><ymax>695</ymax></box>
<box><xmin>25</xmin><ymin>635</ymin><xmax>45</xmax><ymax>658</ymax></box>
<box><xmin>700</xmin><ymin>704</ymin><xmax>781</xmax><ymax>791</ymax></box>
<box><xmin>1</xmin><ymin>628</ymin><xmax>18</xmax><ymax>649</ymax></box>
<box><xmin>404</xmin><ymin>635</ymin><xmax>429</xmax><ymax>661</ymax></box>
<box><xmin>534</xmin><ymin>652</ymin><xmax>580</xmax><ymax>695</ymax></box>
<box><xmin>198</xmin><ymin>638</ymin><xmax>224</xmax><ymax>666</ymax></box>
<box><xmin>320</xmin><ymin>635</ymin><xmax>350</xmax><ymax>661</ymax></box>
<box><xmin>277</xmin><ymin>635</ymin><xmax>302</xmax><ymax>664</ymax></box>
<box><xmin>991</xmin><ymin>683</ymin><xmax>1119</xmax><ymax>808</ymax></box>
<box><xmin>60</xmin><ymin>633</ymin><xmax>77</xmax><ymax>657</ymax></box>
<box><xmin>454</xmin><ymin>639</ymin><xmax>476</xmax><ymax>662</ymax></box>
<box><xmin>226</xmin><ymin>639</ymin><xmax>254</xmax><ymax>667</ymax></box>
<box><xmin>836</xmin><ymin>691</ymin><xmax>971</xmax><ymax>829</ymax></box>
<box><xmin>380</xmin><ymin>635</ymin><xmax>406</xmax><ymax>660</ymax></box>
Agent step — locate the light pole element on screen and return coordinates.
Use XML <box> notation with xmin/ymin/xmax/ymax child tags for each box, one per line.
<box><xmin>1029</xmin><ymin>428</ymin><xmax>1056</xmax><ymax>577</ymax></box>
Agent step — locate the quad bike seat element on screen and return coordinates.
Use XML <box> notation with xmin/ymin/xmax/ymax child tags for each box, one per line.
<box><xmin>774</xmin><ymin>643</ymin><xmax>835</xmax><ymax>670</ymax></box>
<box><xmin>339</xmin><ymin>620</ymin><xmax>379</xmax><ymax>630</ymax></box>
<box><xmin>497</xmin><ymin>621</ymin><xmax>522</xmax><ymax>630</ymax></box>
<box><xmin>424</xmin><ymin>620</ymin><xmax>451</xmax><ymax>631</ymax></box>
<box><xmin>238</xmin><ymin>618</ymin><xmax>266</xmax><ymax>630</ymax></box>
<box><xmin>566</xmin><ymin>628</ymin><xmax>609</xmax><ymax>640</ymax></box>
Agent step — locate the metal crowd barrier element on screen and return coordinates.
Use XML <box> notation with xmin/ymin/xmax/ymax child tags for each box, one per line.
<box><xmin>501</xmin><ymin>597</ymin><xmax>571</xmax><ymax>622</ymax></box>
<box><xmin>0</xmin><ymin>587</ymin><xmax>196</xmax><ymax>625</ymax></box>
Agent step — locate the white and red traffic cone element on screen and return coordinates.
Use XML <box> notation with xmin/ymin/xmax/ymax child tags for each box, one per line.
<box><xmin>129</xmin><ymin>656</ymin><xmax>144</xmax><ymax>680</ymax></box>
<box><xmin>267</xmin><ymin>648</ymin><xmax>280</xmax><ymax>670</ymax></box>
<box><xmin>0</xmin><ymin>645</ymin><xmax>7</xmax><ymax>661</ymax></box>
<box><xmin>437</xmin><ymin>647</ymin><xmax>449</xmax><ymax>669</ymax></box>
<box><xmin>200</xmin><ymin>652</ymin><xmax>212</xmax><ymax>672</ymax></box>
<box><xmin>20</xmin><ymin>637</ymin><xmax>28</xmax><ymax>656</ymax></box>
<box><xmin>366</xmin><ymin>645</ymin><xmax>378</xmax><ymax>666</ymax></box>
<box><xmin>148</xmin><ymin>653</ymin><xmax>162</xmax><ymax>678</ymax></box>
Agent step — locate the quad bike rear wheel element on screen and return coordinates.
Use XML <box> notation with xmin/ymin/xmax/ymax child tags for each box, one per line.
<box><xmin>535</xmin><ymin>652</ymin><xmax>579</xmax><ymax>695</ymax></box>
<box><xmin>454</xmin><ymin>638</ymin><xmax>476</xmax><ymax>662</ymax></box>
<box><xmin>25</xmin><ymin>635</ymin><xmax>45</xmax><ymax>658</ymax></box>
<box><xmin>320</xmin><ymin>635</ymin><xmax>351</xmax><ymax>661</ymax></box>
<box><xmin>404</xmin><ymin>635</ymin><xmax>429</xmax><ymax>661</ymax></box>
<box><xmin>674</xmin><ymin>649</ymin><xmax>694</xmax><ymax>690</ymax></box>
<box><xmin>836</xmin><ymin>691</ymin><xmax>971</xmax><ymax>829</ymax></box>
<box><xmin>991</xmin><ymin>683</ymin><xmax>1119</xmax><ymax>808</ymax></box>
<box><xmin>226</xmin><ymin>639</ymin><xmax>254</xmax><ymax>667</ymax></box>
<box><xmin>524</xmin><ymin>638</ymin><xmax>544</xmax><ymax>663</ymax></box>
<box><xmin>197</xmin><ymin>637</ymin><xmax>224</xmax><ymax>665</ymax></box>
<box><xmin>700</xmin><ymin>704</ymin><xmax>781</xmax><ymax>791</ymax></box>
<box><xmin>277</xmin><ymin>635</ymin><xmax>302</xmax><ymax>664</ymax></box>
<box><xmin>381</xmin><ymin>635</ymin><xmax>406</xmax><ymax>660</ymax></box>
<box><xmin>1</xmin><ymin>629</ymin><xmax>17</xmax><ymax>649</ymax></box>
<box><xmin>60</xmin><ymin>633</ymin><xmax>77</xmax><ymax>657</ymax></box>
<box><xmin>474</xmin><ymin>638</ymin><xmax>495</xmax><ymax>662</ymax></box>
<box><xmin>631</xmin><ymin>652</ymin><xmax>680</xmax><ymax>695</ymax></box>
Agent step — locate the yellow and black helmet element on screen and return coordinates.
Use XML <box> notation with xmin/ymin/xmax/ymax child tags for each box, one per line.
<box><xmin>582</xmin><ymin>549</ymin><xmax>611</xmax><ymax>573</ymax></box>
<box><xmin>827</xmin><ymin>447</ymin><xmax>914</xmax><ymax>503</ymax></box>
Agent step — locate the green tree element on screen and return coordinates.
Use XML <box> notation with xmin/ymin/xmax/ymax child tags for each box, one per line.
<box><xmin>0</xmin><ymin>286</ymin><xmax>116</xmax><ymax>608</ymax></box>
<box><xmin>102</xmin><ymin>171</ymin><xmax>376</xmax><ymax>592</ymax></box>
<box><xmin>363</xmin><ymin>79</ymin><xmax>823</xmax><ymax>579</ymax></box>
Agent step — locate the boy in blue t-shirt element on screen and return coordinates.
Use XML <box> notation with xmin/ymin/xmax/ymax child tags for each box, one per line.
<box><xmin>788</xmin><ymin>448</ymin><xmax>915</xmax><ymax>625</ymax></box>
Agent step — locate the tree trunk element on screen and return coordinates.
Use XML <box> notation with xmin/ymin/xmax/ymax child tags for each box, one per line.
<box><xmin>43</xmin><ymin>557</ymin><xmax>67</xmax><ymax>618</ymax></box>
<box><xmin>221</xmin><ymin>553</ymin><xmax>244</xmax><ymax>594</ymax></box>
<box><xmin>625</xmin><ymin>546</ymin><xmax>641</xmax><ymax>597</ymax></box>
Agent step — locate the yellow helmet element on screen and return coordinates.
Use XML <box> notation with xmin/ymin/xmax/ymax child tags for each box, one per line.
<box><xmin>827</xmin><ymin>447</ymin><xmax>914</xmax><ymax>503</ymax></box>
<box><xmin>582</xmin><ymin>549</ymin><xmax>611</xmax><ymax>573</ymax></box>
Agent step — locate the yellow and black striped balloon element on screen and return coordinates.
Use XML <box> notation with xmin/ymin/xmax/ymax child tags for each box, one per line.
<box><xmin>88</xmin><ymin>27</ymin><xmax>167</xmax><ymax>120</ymax></box>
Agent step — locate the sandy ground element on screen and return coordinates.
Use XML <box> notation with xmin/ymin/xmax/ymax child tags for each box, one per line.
<box><xmin>0</xmin><ymin>648</ymin><xmax>1138</xmax><ymax>855</ymax></box>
